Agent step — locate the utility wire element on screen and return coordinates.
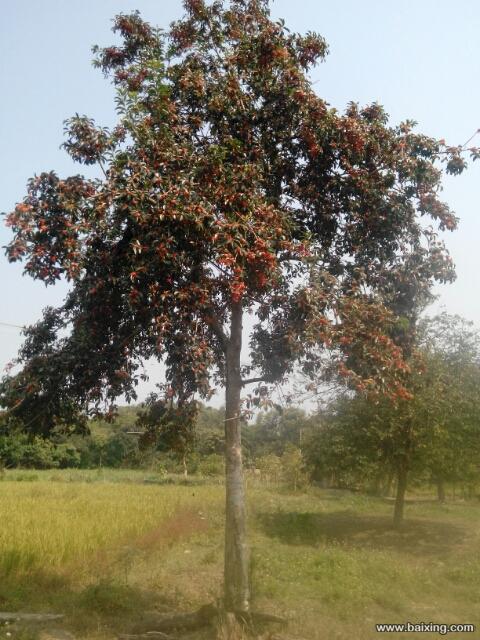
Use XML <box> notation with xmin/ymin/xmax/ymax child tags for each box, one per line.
<box><xmin>0</xmin><ymin>321</ymin><xmax>25</xmax><ymax>329</ymax></box>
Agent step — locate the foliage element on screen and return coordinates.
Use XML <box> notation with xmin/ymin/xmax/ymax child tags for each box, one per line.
<box><xmin>197</xmin><ymin>452</ymin><xmax>225</xmax><ymax>476</ymax></box>
<box><xmin>280</xmin><ymin>443</ymin><xmax>308</xmax><ymax>490</ymax></box>
<box><xmin>255</xmin><ymin>453</ymin><xmax>282</xmax><ymax>483</ymax></box>
<box><xmin>415</xmin><ymin>313</ymin><xmax>480</xmax><ymax>488</ymax></box>
<box><xmin>305</xmin><ymin>314</ymin><xmax>480</xmax><ymax>495</ymax></box>
<box><xmin>136</xmin><ymin>394</ymin><xmax>197</xmax><ymax>472</ymax></box>
<box><xmin>0</xmin><ymin>433</ymin><xmax>81</xmax><ymax>469</ymax></box>
<box><xmin>246</xmin><ymin>407</ymin><xmax>310</xmax><ymax>456</ymax></box>
<box><xmin>304</xmin><ymin>394</ymin><xmax>397</xmax><ymax>491</ymax></box>
<box><xmin>1</xmin><ymin>1</ymin><xmax>474</xmax><ymax>430</ymax></box>
<box><xmin>0</xmin><ymin>403</ymin><xmax>227</xmax><ymax>471</ymax></box>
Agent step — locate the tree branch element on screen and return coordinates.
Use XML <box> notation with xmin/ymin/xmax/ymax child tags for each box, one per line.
<box><xmin>205</xmin><ymin>313</ymin><xmax>228</xmax><ymax>352</ymax></box>
<box><xmin>241</xmin><ymin>376</ymin><xmax>267</xmax><ymax>387</ymax></box>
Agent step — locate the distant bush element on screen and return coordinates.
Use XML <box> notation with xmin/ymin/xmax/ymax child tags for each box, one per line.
<box><xmin>281</xmin><ymin>444</ymin><xmax>308</xmax><ymax>491</ymax></box>
<box><xmin>0</xmin><ymin>434</ymin><xmax>60</xmax><ymax>469</ymax></box>
<box><xmin>53</xmin><ymin>443</ymin><xmax>82</xmax><ymax>468</ymax></box>
<box><xmin>197</xmin><ymin>453</ymin><xmax>225</xmax><ymax>477</ymax></box>
<box><xmin>253</xmin><ymin>447</ymin><xmax>308</xmax><ymax>490</ymax></box>
<box><xmin>256</xmin><ymin>453</ymin><xmax>282</xmax><ymax>483</ymax></box>
<box><xmin>0</xmin><ymin>430</ymin><xmax>142</xmax><ymax>470</ymax></box>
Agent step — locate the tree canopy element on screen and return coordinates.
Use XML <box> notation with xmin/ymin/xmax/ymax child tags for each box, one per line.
<box><xmin>305</xmin><ymin>313</ymin><xmax>480</xmax><ymax>520</ymax></box>
<box><xmin>2</xmin><ymin>1</ymin><xmax>472</xmax><ymax>428</ymax></box>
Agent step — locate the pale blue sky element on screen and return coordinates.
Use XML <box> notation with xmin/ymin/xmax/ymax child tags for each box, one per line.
<box><xmin>1</xmin><ymin>0</ymin><xmax>479</xmax><ymax>402</ymax></box>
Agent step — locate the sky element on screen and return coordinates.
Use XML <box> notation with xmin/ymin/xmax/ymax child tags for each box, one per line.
<box><xmin>1</xmin><ymin>0</ymin><xmax>479</xmax><ymax>405</ymax></box>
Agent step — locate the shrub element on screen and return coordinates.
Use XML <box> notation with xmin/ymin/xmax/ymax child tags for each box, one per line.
<box><xmin>256</xmin><ymin>453</ymin><xmax>282</xmax><ymax>484</ymax></box>
<box><xmin>281</xmin><ymin>444</ymin><xmax>308</xmax><ymax>490</ymax></box>
<box><xmin>197</xmin><ymin>453</ymin><xmax>225</xmax><ymax>477</ymax></box>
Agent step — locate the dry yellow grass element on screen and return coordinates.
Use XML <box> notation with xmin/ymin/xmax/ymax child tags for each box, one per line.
<box><xmin>0</xmin><ymin>473</ymin><xmax>222</xmax><ymax>578</ymax></box>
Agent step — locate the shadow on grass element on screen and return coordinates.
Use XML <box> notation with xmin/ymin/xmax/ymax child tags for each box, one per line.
<box><xmin>257</xmin><ymin>510</ymin><xmax>466</xmax><ymax>556</ymax></box>
<box><xmin>0</xmin><ymin>571</ymin><xmax>167</xmax><ymax>635</ymax></box>
<box><xmin>310</xmin><ymin>488</ymin><xmax>459</xmax><ymax>506</ymax></box>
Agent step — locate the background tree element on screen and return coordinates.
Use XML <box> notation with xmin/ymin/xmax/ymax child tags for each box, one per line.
<box><xmin>246</xmin><ymin>407</ymin><xmax>309</xmax><ymax>457</ymax></box>
<box><xmin>137</xmin><ymin>393</ymin><xmax>197</xmax><ymax>477</ymax></box>
<box><xmin>255</xmin><ymin>452</ymin><xmax>282</xmax><ymax>484</ymax></box>
<box><xmin>305</xmin><ymin>313</ymin><xmax>480</xmax><ymax>525</ymax></box>
<box><xmin>418</xmin><ymin>314</ymin><xmax>480</xmax><ymax>501</ymax></box>
<box><xmin>281</xmin><ymin>443</ymin><xmax>307</xmax><ymax>491</ymax></box>
<box><xmin>195</xmin><ymin>404</ymin><xmax>226</xmax><ymax>456</ymax></box>
<box><xmin>388</xmin><ymin>313</ymin><xmax>480</xmax><ymax>525</ymax></box>
<box><xmin>1</xmin><ymin>0</ymin><xmax>476</xmax><ymax>615</ymax></box>
<box><xmin>304</xmin><ymin>394</ymin><xmax>395</xmax><ymax>493</ymax></box>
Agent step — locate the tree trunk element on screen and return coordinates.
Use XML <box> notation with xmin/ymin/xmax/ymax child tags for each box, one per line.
<box><xmin>436</xmin><ymin>479</ymin><xmax>446</xmax><ymax>503</ymax></box>
<box><xmin>383</xmin><ymin>468</ymin><xmax>395</xmax><ymax>497</ymax></box>
<box><xmin>393</xmin><ymin>462</ymin><xmax>408</xmax><ymax>528</ymax></box>
<box><xmin>182</xmin><ymin>453</ymin><xmax>188</xmax><ymax>479</ymax></box>
<box><xmin>370</xmin><ymin>469</ymin><xmax>384</xmax><ymax>496</ymax></box>
<box><xmin>224</xmin><ymin>301</ymin><xmax>250</xmax><ymax>613</ymax></box>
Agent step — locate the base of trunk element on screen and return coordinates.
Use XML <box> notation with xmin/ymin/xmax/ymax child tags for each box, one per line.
<box><xmin>128</xmin><ymin>603</ymin><xmax>286</xmax><ymax>637</ymax></box>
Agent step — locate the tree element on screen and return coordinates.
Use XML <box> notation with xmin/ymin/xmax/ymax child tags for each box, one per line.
<box><xmin>137</xmin><ymin>393</ymin><xmax>197</xmax><ymax>477</ymax></box>
<box><xmin>195</xmin><ymin>403</ymin><xmax>226</xmax><ymax>455</ymax></box>
<box><xmin>281</xmin><ymin>444</ymin><xmax>307</xmax><ymax>491</ymax></box>
<box><xmin>305</xmin><ymin>313</ymin><xmax>480</xmax><ymax>526</ymax></box>
<box><xmin>388</xmin><ymin>314</ymin><xmax>480</xmax><ymax>526</ymax></box>
<box><xmin>304</xmin><ymin>394</ymin><xmax>394</xmax><ymax>492</ymax></box>
<box><xmin>1</xmin><ymin>0</ymin><xmax>475</xmax><ymax>615</ymax></box>
<box><xmin>247</xmin><ymin>407</ymin><xmax>309</xmax><ymax>457</ymax></box>
<box><xmin>255</xmin><ymin>452</ymin><xmax>282</xmax><ymax>484</ymax></box>
<box><xmin>418</xmin><ymin>314</ymin><xmax>480</xmax><ymax>501</ymax></box>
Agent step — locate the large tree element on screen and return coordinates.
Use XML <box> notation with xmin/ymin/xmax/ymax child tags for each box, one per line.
<box><xmin>1</xmin><ymin>0</ymin><xmax>475</xmax><ymax>615</ymax></box>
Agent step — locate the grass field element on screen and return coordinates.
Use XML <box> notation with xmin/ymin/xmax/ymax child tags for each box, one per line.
<box><xmin>0</xmin><ymin>470</ymin><xmax>479</xmax><ymax>639</ymax></box>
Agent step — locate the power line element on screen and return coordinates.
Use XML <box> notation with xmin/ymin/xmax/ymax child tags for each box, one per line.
<box><xmin>0</xmin><ymin>321</ymin><xmax>25</xmax><ymax>330</ymax></box>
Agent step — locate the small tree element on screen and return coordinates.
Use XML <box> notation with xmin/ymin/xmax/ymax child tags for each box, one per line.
<box><xmin>1</xmin><ymin>0</ymin><xmax>476</xmax><ymax>614</ymax></box>
<box><xmin>281</xmin><ymin>444</ymin><xmax>307</xmax><ymax>491</ymax></box>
